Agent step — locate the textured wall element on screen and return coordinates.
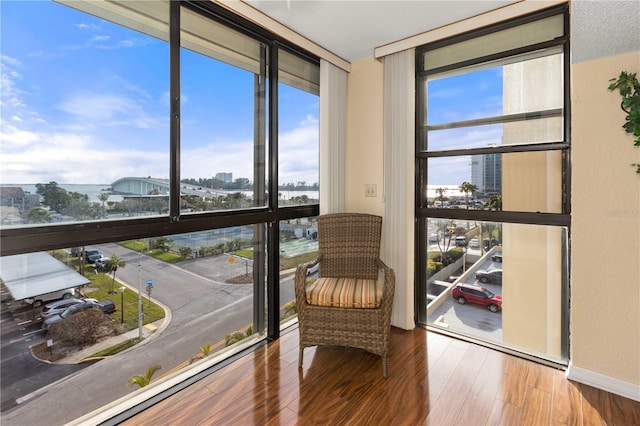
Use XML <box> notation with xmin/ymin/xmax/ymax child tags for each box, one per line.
<box><xmin>571</xmin><ymin>50</ymin><xmax>640</xmax><ymax>387</ymax></box>
<box><xmin>571</xmin><ymin>0</ymin><xmax>640</xmax><ymax>64</ymax></box>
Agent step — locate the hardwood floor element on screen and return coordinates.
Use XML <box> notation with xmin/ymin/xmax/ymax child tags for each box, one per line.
<box><xmin>123</xmin><ymin>327</ymin><xmax>640</xmax><ymax>425</ymax></box>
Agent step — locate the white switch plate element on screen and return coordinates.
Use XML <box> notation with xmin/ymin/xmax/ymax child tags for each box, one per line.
<box><xmin>365</xmin><ymin>184</ymin><xmax>377</xmax><ymax>197</ymax></box>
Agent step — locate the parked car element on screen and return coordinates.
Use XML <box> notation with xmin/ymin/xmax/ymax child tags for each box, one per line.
<box><xmin>483</xmin><ymin>238</ymin><xmax>500</xmax><ymax>250</ymax></box>
<box><xmin>24</xmin><ymin>287</ymin><xmax>78</xmax><ymax>308</ymax></box>
<box><xmin>491</xmin><ymin>254</ymin><xmax>503</xmax><ymax>263</ymax></box>
<box><xmin>94</xmin><ymin>256</ymin><xmax>111</xmax><ymax>272</ymax></box>
<box><xmin>469</xmin><ymin>238</ymin><xmax>480</xmax><ymax>248</ymax></box>
<box><xmin>41</xmin><ymin>297</ymin><xmax>97</xmax><ymax>319</ymax></box>
<box><xmin>43</xmin><ymin>299</ymin><xmax>116</xmax><ymax>330</ymax></box>
<box><xmin>452</xmin><ymin>283</ymin><xmax>502</xmax><ymax>313</ymax></box>
<box><xmin>455</xmin><ymin>236</ymin><xmax>467</xmax><ymax>247</ymax></box>
<box><xmin>306</xmin><ymin>263</ymin><xmax>320</xmax><ymax>275</ymax></box>
<box><xmin>428</xmin><ymin>234</ymin><xmax>439</xmax><ymax>243</ymax></box>
<box><xmin>84</xmin><ymin>249</ymin><xmax>102</xmax><ymax>263</ymax></box>
<box><xmin>475</xmin><ymin>269</ymin><xmax>503</xmax><ymax>284</ymax></box>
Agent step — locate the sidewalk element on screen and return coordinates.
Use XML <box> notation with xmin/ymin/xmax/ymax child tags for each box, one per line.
<box><xmin>55</xmin><ymin>319</ymin><xmax>165</xmax><ymax>364</ymax></box>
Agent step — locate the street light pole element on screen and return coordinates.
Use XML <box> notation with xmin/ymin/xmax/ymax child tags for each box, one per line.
<box><xmin>119</xmin><ymin>286</ymin><xmax>125</xmax><ymax>324</ymax></box>
<box><xmin>137</xmin><ymin>252</ymin><xmax>143</xmax><ymax>339</ymax></box>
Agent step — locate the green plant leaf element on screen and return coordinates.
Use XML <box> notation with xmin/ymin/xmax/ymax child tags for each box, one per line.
<box><xmin>609</xmin><ymin>71</ymin><xmax>640</xmax><ymax>174</ymax></box>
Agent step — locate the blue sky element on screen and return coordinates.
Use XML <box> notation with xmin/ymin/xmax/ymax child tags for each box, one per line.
<box><xmin>1</xmin><ymin>1</ymin><xmax>505</xmax><ymax>188</ymax></box>
<box><xmin>0</xmin><ymin>0</ymin><xmax>319</xmax><ymax>186</ymax></box>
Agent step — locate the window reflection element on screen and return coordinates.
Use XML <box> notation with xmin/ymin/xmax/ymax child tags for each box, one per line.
<box><xmin>278</xmin><ymin>217</ymin><xmax>318</xmax><ymax>325</ymax></box>
<box><xmin>427</xmin><ymin>151</ymin><xmax>562</xmax><ymax>213</ymax></box>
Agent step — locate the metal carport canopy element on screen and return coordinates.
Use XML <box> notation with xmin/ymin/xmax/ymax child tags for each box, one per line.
<box><xmin>0</xmin><ymin>252</ymin><xmax>90</xmax><ymax>301</ymax></box>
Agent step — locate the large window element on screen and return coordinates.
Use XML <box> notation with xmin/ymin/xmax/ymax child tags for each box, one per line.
<box><xmin>0</xmin><ymin>1</ymin><xmax>319</xmax><ymax>424</ymax></box>
<box><xmin>416</xmin><ymin>6</ymin><xmax>570</xmax><ymax>365</ymax></box>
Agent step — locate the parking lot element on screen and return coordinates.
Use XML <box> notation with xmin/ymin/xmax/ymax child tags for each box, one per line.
<box><xmin>427</xmin><ymin>255</ymin><xmax>504</xmax><ymax>342</ymax></box>
<box><xmin>0</xmin><ymin>296</ymin><xmax>89</xmax><ymax>411</ymax></box>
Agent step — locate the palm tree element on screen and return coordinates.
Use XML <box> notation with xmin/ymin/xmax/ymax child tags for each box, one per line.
<box><xmin>458</xmin><ymin>181</ymin><xmax>478</xmax><ymax>209</ymax></box>
<box><xmin>435</xmin><ymin>187</ymin><xmax>447</xmax><ymax>207</ymax></box>
<box><xmin>128</xmin><ymin>364</ymin><xmax>162</xmax><ymax>389</ymax></box>
<box><xmin>106</xmin><ymin>255</ymin><xmax>126</xmax><ymax>294</ymax></box>
<box><xmin>488</xmin><ymin>194</ymin><xmax>502</xmax><ymax>211</ymax></box>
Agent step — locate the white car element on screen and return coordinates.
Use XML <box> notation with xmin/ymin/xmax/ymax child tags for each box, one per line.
<box><xmin>24</xmin><ymin>287</ymin><xmax>78</xmax><ymax>308</ymax></box>
<box><xmin>306</xmin><ymin>263</ymin><xmax>320</xmax><ymax>275</ymax></box>
<box><xmin>469</xmin><ymin>238</ymin><xmax>480</xmax><ymax>248</ymax></box>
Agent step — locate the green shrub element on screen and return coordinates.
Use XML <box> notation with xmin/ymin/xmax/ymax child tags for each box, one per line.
<box><xmin>178</xmin><ymin>246</ymin><xmax>193</xmax><ymax>259</ymax></box>
<box><xmin>448</xmin><ymin>247</ymin><xmax>464</xmax><ymax>261</ymax></box>
<box><xmin>427</xmin><ymin>261</ymin><xmax>442</xmax><ymax>275</ymax></box>
<box><xmin>48</xmin><ymin>310</ymin><xmax>123</xmax><ymax>346</ymax></box>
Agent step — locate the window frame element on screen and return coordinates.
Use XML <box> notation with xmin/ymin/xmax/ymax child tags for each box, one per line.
<box><xmin>414</xmin><ymin>4</ymin><xmax>570</xmax><ymax>362</ymax></box>
<box><xmin>0</xmin><ymin>0</ymin><xmax>320</xmax><ymax>343</ymax></box>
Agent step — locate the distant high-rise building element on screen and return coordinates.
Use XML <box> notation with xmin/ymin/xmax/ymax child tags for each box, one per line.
<box><xmin>471</xmin><ymin>153</ymin><xmax>502</xmax><ymax>195</ymax></box>
<box><xmin>215</xmin><ymin>172</ymin><xmax>233</xmax><ymax>183</ymax></box>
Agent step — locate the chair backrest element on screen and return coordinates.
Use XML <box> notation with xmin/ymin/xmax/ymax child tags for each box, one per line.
<box><xmin>317</xmin><ymin>213</ymin><xmax>382</xmax><ymax>280</ymax></box>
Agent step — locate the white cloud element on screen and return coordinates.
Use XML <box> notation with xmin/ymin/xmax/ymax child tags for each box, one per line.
<box><xmin>1</xmin><ymin>116</ymin><xmax>319</xmax><ymax>185</ymax></box>
<box><xmin>74</xmin><ymin>23</ymin><xmax>99</xmax><ymax>31</ymax></box>
<box><xmin>430</xmin><ymin>87</ymin><xmax>465</xmax><ymax>99</ymax></box>
<box><xmin>1</xmin><ymin>55</ymin><xmax>25</xmax><ymax>107</ymax></box>
<box><xmin>0</xmin><ymin>123</ymin><xmax>40</xmax><ymax>149</ymax></box>
<box><xmin>89</xmin><ymin>35</ymin><xmax>110</xmax><ymax>43</ymax></box>
<box><xmin>56</xmin><ymin>92</ymin><xmax>161</xmax><ymax>129</ymax></box>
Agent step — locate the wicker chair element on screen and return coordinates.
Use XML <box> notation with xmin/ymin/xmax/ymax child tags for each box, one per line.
<box><xmin>295</xmin><ymin>213</ymin><xmax>396</xmax><ymax>377</ymax></box>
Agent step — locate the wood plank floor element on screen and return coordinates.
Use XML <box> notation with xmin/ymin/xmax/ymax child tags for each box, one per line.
<box><xmin>123</xmin><ymin>327</ymin><xmax>640</xmax><ymax>425</ymax></box>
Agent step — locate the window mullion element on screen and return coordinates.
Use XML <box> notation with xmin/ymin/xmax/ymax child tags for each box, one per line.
<box><xmin>169</xmin><ymin>1</ymin><xmax>181</xmax><ymax>222</ymax></box>
<box><xmin>421</xmin><ymin>142</ymin><xmax>569</xmax><ymax>158</ymax></box>
<box><xmin>426</xmin><ymin>108</ymin><xmax>563</xmax><ymax>132</ymax></box>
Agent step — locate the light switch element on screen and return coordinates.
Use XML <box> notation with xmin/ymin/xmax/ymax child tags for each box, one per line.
<box><xmin>365</xmin><ymin>184</ymin><xmax>377</xmax><ymax>197</ymax></box>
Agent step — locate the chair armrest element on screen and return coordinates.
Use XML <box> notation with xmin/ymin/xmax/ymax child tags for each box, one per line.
<box><xmin>295</xmin><ymin>256</ymin><xmax>322</xmax><ymax>308</ymax></box>
<box><xmin>296</xmin><ymin>256</ymin><xmax>321</xmax><ymax>275</ymax></box>
<box><xmin>376</xmin><ymin>258</ymin><xmax>396</xmax><ymax>309</ymax></box>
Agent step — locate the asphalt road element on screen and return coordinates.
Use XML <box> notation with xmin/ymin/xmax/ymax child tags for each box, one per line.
<box><xmin>0</xmin><ymin>302</ymin><xmax>90</xmax><ymax>412</ymax></box>
<box><xmin>1</xmin><ymin>244</ymin><xmax>298</xmax><ymax>425</ymax></box>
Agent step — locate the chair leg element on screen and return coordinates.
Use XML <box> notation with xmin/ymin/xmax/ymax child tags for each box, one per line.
<box><xmin>299</xmin><ymin>347</ymin><xmax>304</xmax><ymax>369</ymax></box>
<box><xmin>382</xmin><ymin>357</ymin><xmax>389</xmax><ymax>378</ymax></box>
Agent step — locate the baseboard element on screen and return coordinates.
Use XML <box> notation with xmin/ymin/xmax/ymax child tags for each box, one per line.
<box><xmin>566</xmin><ymin>362</ymin><xmax>640</xmax><ymax>402</ymax></box>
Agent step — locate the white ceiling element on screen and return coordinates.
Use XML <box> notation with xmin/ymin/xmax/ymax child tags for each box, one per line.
<box><xmin>246</xmin><ymin>0</ymin><xmax>519</xmax><ymax>61</ymax></box>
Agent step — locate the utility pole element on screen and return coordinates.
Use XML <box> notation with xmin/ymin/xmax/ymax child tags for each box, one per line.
<box><xmin>137</xmin><ymin>252</ymin><xmax>143</xmax><ymax>339</ymax></box>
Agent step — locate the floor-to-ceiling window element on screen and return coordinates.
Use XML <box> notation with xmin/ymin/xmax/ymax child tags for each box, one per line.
<box><xmin>0</xmin><ymin>1</ymin><xmax>318</xmax><ymax>423</ymax></box>
<box><xmin>415</xmin><ymin>5</ymin><xmax>570</xmax><ymax>365</ymax></box>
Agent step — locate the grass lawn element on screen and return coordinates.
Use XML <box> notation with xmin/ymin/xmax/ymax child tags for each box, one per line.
<box><xmin>90</xmin><ymin>338</ymin><xmax>142</xmax><ymax>357</ymax></box>
<box><xmin>280</xmin><ymin>251</ymin><xmax>317</xmax><ymax>270</ymax></box>
<box><xmin>230</xmin><ymin>248</ymin><xmax>318</xmax><ymax>271</ymax></box>
<box><xmin>54</xmin><ymin>250</ymin><xmax>165</xmax><ymax>331</ymax></box>
<box><xmin>120</xmin><ymin>241</ymin><xmax>184</xmax><ymax>264</ymax></box>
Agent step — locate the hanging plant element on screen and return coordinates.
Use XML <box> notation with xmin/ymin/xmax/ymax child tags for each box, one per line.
<box><xmin>608</xmin><ymin>71</ymin><xmax>640</xmax><ymax>174</ymax></box>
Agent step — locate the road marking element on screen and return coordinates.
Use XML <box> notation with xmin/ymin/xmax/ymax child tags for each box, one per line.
<box><xmin>18</xmin><ymin>320</ymin><xmax>32</xmax><ymax>326</ymax></box>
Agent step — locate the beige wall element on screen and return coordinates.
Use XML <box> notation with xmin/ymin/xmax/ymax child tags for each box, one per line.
<box><xmin>344</xmin><ymin>37</ymin><xmax>640</xmax><ymax>393</ymax></box>
<box><xmin>345</xmin><ymin>57</ymin><xmax>385</xmax><ymax>217</ymax></box>
<box><xmin>571</xmin><ymin>51</ymin><xmax>640</xmax><ymax>385</ymax></box>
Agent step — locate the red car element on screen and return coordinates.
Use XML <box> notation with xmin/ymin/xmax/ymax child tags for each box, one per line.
<box><xmin>452</xmin><ymin>283</ymin><xmax>502</xmax><ymax>313</ymax></box>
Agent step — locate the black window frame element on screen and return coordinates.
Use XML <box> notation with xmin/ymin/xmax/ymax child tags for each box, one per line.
<box><xmin>414</xmin><ymin>4</ymin><xmax>570</xmax><ymax>360</ymax></box>
<box><xmin>0</xmin><ymin>0</ymin><xmax>320</xmax><ymax>342</ymax></box>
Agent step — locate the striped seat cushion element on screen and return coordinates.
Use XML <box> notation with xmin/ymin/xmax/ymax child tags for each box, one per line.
<box><xmin>306</xmin><ymin>277</ymin><xmax>382</xmax><ymax>309</ymax></box>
